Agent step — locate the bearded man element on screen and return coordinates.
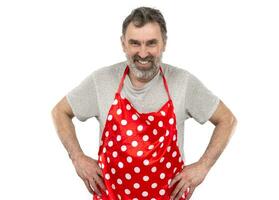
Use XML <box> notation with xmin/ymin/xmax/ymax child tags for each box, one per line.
<box><xmin>51</xmin><ymin>6</ymin><xmax>237</xmax><ymax>200</ymax></box>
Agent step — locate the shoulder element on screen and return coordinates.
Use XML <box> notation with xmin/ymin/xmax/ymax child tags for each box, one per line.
<box><xmin>92</xmin><ymin>61</ymin><xmax>127</xmax><ymax>82</ymax></box>
<box><xmin>162</xmin><ymin>62</ymin><xmax>193</xmax><ymax>82</ymax></box>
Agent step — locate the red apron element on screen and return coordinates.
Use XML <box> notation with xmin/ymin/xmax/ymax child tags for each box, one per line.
<box><xmin>93</xmin><ymin>65</ymin><xmax>188</xmax><ymax>200</ymax></box>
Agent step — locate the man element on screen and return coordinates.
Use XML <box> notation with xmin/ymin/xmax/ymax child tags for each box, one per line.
<box><xmin>51</xmin><ymin>6</ymin><xmax>237</xmax><ymax>200</ymax></box>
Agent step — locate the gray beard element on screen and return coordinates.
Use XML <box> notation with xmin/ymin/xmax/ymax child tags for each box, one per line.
<box><xmin>126</xmin><ymin>54</ymin><xmax>162</xmax><ymax>81</ymax></box>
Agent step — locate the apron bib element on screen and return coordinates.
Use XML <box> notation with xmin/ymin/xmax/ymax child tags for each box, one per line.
<box><xmin>93</xmin><ymin>65</ymin><xmax>189</xmax><ymax>200</ymax></box>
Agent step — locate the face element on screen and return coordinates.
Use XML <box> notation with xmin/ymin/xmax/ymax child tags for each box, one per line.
<box><xmin>121</xmin><ymin>22</ymin><xmax>166</xmax><ymax>81</ymax></box>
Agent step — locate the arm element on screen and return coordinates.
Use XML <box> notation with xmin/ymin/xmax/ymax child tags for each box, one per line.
<box><xmin>51</xmin><ymin>96</ymin><xmax>106</xmax><ymax>196</ymax></box>
<box><xmin>51</xmin><ymin>96</ymin><xmax>84</xmax><ymax>161</ymax></box>
<box><xmin>170</xmin><ymin>100</ymin><xmax>237</xmax><ymax>200</ymax></box>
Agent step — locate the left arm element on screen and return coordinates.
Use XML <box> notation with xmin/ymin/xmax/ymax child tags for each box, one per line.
<box><xmin>170</xmin><ymin>100</ymin><xmax>237</xmax><ymax>200</ymax></box>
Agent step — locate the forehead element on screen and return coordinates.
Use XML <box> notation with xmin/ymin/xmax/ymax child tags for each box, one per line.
<box><xmin>125</xmin><ymin>22</ymin><xmax>163</xmax><ymax>41</ymax></box>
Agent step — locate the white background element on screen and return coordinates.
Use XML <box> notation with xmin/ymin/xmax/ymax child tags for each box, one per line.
<box><xmin>0</xmin><ymin>0</ymin><xmax>278</xmax><ymax>199</ymax></box>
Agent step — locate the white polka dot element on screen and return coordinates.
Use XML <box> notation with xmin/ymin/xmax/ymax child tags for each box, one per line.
<box><xmin>121</xmin><ymin>119</ymin><xmax>127</xmax><ymax>125</ymax></box>
<box><xmin>153</xmin><ymin>129</ymin><xmax>158</xmax><ymax>135</ymax></box>
<box><xmin>152</xmin><ymin>151</ymin><xmax>157</xmax><ymax>157</ymax></box>
<box><xmin>125</xmin><ymin>173</ymin><xmax>131</xmax><ymax>180</ymax></box>
<box><xmin>173</xmin><ymin>134</ymin><xmax>176</xmax><ymax>141</ymax></box>
<box><xmin>111</xmin><ymin>168</ymin><xmax>116</xmax><ymax>174</ymax></box>
<box><xmin>124</xmin><ymin>103</ymin><xmax>130</xmax><ymax>110</ymax></box>
<box><xmin>112</xmin><ymin>184</ymin><xmax>116</xmax><ymax>189</ymax></box>
<box><xmin>168</xmin><ymin>179</ymin><xmax>172</xmax><ymax>185</ymax></box>
<box><xmin>148</xmin><ymin>115</ymin><xmax>154</xmax><ymax>121</ymax></box>
<box><xmin>142</xmin><ymin>191</ymin><xmax>148</xmax><ymax>197</ymax></box>
<box><xmin>173</xmin><ymin>167</ymin><xmax>177</xmax><ymax>173</ymax></box>
<box><xmin>113</xmin><ymin>99</ymin><xmax>118</xmax><ymax>105</ymax></box>
<box><xmin>167</xmin><ymin>146</ymin><xmax>171</xmax><ymax>152</ymax></box>
<box><xmin>151</xmin><ymin>182</ymin><xmax>158</xmax><ymax>188</ymax></box>
<box><xmin>148</xmin><ymin>144</ymin><xmax>154</xmax><ymax>150</ymax></box>
<box><xmin>102</xmin><ymin>147</ymin><xmax>106</xmax><ymax>153</ymax></box>
<box><xmin>159</xmin><ymin>189</ymin><xmax>166</xmax><ymax>195</ymax></box>
<box><xmin>166</xmin><ymin>162</ymin><xmax>171</xmax><ymax>168</ymax></box>
<box><xmin>158</xmin><ymin>121</ymin><xmax>163</xmax><ymax>127</ymax></box>
<box><xmin>159</xmin><ymin>136</ymin><xmax>164</xmax><ymax>142</ymax></box>
<box><xmin>106</xmin><ymin>189</ymin><xmax>109</xmax><ymax>195</ymax></box>
<box><xmin>116</xmin><ymin>108</ymin><xmax>122</xmax><ymax>115</ymax></box>
<box><xmin>132</xmin><ymin>114</ymin><xmax>138</xmax><ymax>120</ymax></box>
<box><xmin>134</xmin><ymin>183</ymin><xmax>140</xmax><ymax>189</ymax></box>
<box><xmin>105</xmin><ymin>173</ymin><xmax>110</xmax><ymax>180</ymax></box>
<box><xmin>160</xmin><ymin>143</ymin><xmax>164</xmax><ymax>148</ymax></box>
<box><xmin>117</xmin><ymin>194</ymin><xmax>121</xmax><ymax>199</ymax></box>
<box><xmin>160</xmin><ymin>173</ymin><xmax>166</xmax><ymax>179</ymax></box>
<box><xmin>127</xmin><ymin>156</ymin><xmax>132</xmax><ymax>163</ymax></box>
<box><xmin>137</xmin><ymin>125</ymin><xmax>143</xmax><ymax>131</ymax></box>
<box><xmin>142</xmin><ymin>135</ymin><xmax>149</xmax><ymax>141</ymax></box>
<box><xmin>126</xmin><ymin>130</ymin><xmax>133</xmax><ymax>136</ymax></box>
<box><xmin>151</xmin><ymin>166</ymin><xmax>157</xmax><ymax>173</ymax></box>
<box><xmin>107</xmin><ymin>115</ymin><xmax>113</xmax><ymax>121</ymax></box>
<box><xmin>132</xmin><ymin>141</ymin><xmax>138</xmax><ymax>147</ymax></box>
<box><xmin>116</xmin><ymin>135</ymin><xmax>121</xmax><ymax>141</ymax></box>
<box><xmin>172</xmin><ymin>151</ymin><xmax>177</xmax><ymax>157</ymax></box>
<box><xmin>134</xmin><ymin>167</ymin><xmax>140</xmax><ymax>173</ymax></box>
<box><xmin>143</xmin><ymin>159</ymin><xmax>149</xmax><ymax>166</ymax></box>
<box><xmin>160</xmin><ymin>111</ymin><xmax>166</xmax><ymax>116</ymax></box>
<box><xmin>121</xmin><ymin>145</ymin><xmax>127</xmax><ymax>151</ymax></box>
<box><xmin>169</xmin><ymin>118</ymin><xmax>174</xmax><ymax>125</ymax></box>
<box><xmin>112</xmin><ymin>151</ymin><xmax>118</xmax><ymax>158</ymax></box>
<box><xmin>160</xmin><ymin>157</ymin><xmax>165</xmax><ymax>163</ymax></box>
<box><xmin>112</xmin><ymin>124</ymin><xmax>117</xmax><ymax>131</ymax></box>
<box><xmin>117</xmin><ymin>178</ymin><xmax>122</xmax><ymax>185</ymax></box>
<box><xmin>105</xmin><ymin>131</ymin><xmax>109</xmax><ymax>137</ymax></box>
<box><xmin>165</xmin><ymin>130</ymin><xmax>169</xmax><ymax>136</ymax></box>
<box><xmin>143</xmin><ymin>175</ymin><xmax>149</xmax><ymax>181</ymax></box>
<box><xmin>137</xmin><ymin>150</ymin><xmax>143</xmax><ymax>156</ymax></box>
<box><xmin>118</xmin><ymin>162</ymin><xmax>124</xmax><ymax>168</ymax></box>
<box><xmin>108</xmin><ymin>141</ymin><xmax>113</xmax><ymax>147</ymax></box>
<box><xmin>107</xmin><ymin>157</ymin><xmax>110</xmax><ymax>163</ymax></box>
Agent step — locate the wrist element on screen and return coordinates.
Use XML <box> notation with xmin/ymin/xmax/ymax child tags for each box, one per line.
<box><xmin>198</xmin><ymin>157</ymin><xmax>213</xmax><ymax>172</ymax></box>
<box><xmin>69</xmin><ymin>151</ymin><xmax>84</xmax><ymax>163</ymax></box>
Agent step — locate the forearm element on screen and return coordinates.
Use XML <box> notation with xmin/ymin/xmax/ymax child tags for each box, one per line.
<box><xmin>51</xmin><ymin>108</ymin><xmax>84</xmax><ymax>161</ymax></box>
<box><xmin>198</xmin><ymin>117</ymin><xmax>237</xmax><ymax>170</ymax></box>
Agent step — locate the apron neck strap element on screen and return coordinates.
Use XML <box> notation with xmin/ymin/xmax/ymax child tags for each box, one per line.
<box><xmin>117</xmin><ymin>65</ymin><xmax>171</xmax><ymax>101</ymax></box>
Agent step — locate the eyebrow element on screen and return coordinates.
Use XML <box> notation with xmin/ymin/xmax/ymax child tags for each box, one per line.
<box><xmin>128</xmin><ymin>39</ymin><xmax>158</xmax><ymax>45</ymax></box>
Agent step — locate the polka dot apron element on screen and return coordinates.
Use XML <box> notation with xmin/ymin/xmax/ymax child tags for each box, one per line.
<box><xmin>93</xmin><ymin>65</ymin><xmax>189</xmax><ymax>200</ymax></box>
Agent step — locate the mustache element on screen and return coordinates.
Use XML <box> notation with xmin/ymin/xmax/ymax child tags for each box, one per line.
<box><xmin>133</xmin><ymin>55</ymin><xmax>154</xmax><ymax>62</ymax></box>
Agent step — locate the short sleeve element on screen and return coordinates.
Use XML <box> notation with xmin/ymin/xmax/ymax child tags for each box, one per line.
<box><xmin>185</xmin><ymin>73</ymin><xmax>220</xmax><ymax>124</ymax></box>
<box><xmin>66</xmin><ymin>72</ymin><xmax>99</xmax><ymax>122</ymax></box>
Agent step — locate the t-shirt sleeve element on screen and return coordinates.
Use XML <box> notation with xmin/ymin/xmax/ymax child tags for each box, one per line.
<box><xmin>185</xmin><ymin>72</ymin><xmax>220</xmax><ymax>124</ymax></box>
<box><xmin>66</xmin><ymin>72</ymin><xmax>99</xmax><ymax>122</ymax></box>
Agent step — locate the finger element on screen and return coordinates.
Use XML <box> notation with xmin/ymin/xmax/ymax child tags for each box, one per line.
<box><xmin>186</xmin><ymin>187</ymin><xmax>195</xmax><ymax>200</ymax></box>
<box><xmin>170</xmin><ymin>180</ymin><xmax>186</xmax><ymax>200</ymax></box>
<box><xmin>96</xmin><ymin>166</ymin><xmax>104</xmax><ymax>177</ymax></box>
<box><xmin>83</xmin><ymin>179</ymin><xmax>94</xmax><ymax>194</ymax></box>
<box><xmin>169</xmin><ymin>172</ymin><xmax>182</xmax><ymax>188</ymax></box>
<box><xmin>89</xmin><ymin>179</ymin><xmax>102</xmax><ymax>196</ymax></box>
<box><xmin>174</xmin><ymin>183</ymin><xmax>189</xmax><ymax>200</ymax></box>
<box><xmin>94</xmin><ymin>173</ymin><xmax>107</xmax><ymax>192</ymax></box>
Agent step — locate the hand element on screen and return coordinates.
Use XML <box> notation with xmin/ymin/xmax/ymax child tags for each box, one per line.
<box><xmin>169</xmin><ymin>162</ymin><xmax>209</xmax><ymax>200</ymax></box>
<box><xmin>72</xmin><ymin>154</ymin><xmax>106</xmax><ymax>196</ymax></box>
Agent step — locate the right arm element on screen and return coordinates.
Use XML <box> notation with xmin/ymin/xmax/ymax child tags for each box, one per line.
<box><xmin>51</xmin><ymin>96</ymin><xmax>106</xmax><ymax>196</ymax></box>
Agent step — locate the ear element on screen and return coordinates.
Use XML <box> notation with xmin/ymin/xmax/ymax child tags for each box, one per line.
<box><xmin>120</xmin><ymin>35</ymin><xmax>127</xmax><ymax>53</ymax></box>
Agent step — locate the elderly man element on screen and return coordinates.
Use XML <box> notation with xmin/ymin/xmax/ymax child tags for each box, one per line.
<box><xmin>51</xmin><ymin>6</ymin><xmax>237</xmax><ymax>200</ymax></box>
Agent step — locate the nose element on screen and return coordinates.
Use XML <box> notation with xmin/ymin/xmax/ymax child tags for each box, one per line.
<box><xmin>138</xmin><ymin>46</ymin><xmax>149</xmax><ymax>59</ymax></box>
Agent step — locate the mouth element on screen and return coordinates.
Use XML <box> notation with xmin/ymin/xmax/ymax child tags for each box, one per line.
<box><xmin>136</xmin><ymin>60</ymin><xmax>150</xmax><ymax>65</ymax></box>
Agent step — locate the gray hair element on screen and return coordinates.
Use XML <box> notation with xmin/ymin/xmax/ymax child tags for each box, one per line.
<box><xmin>122</xmin><ymin>7</ymin><xmax>167</xmax><ymax>43</ymax></box>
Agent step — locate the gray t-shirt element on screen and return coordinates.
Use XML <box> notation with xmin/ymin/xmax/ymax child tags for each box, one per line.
<box><xmin>66</xmin><ymin>61</ymin><xmax>220</xmax><ymax>161</ymax></box>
